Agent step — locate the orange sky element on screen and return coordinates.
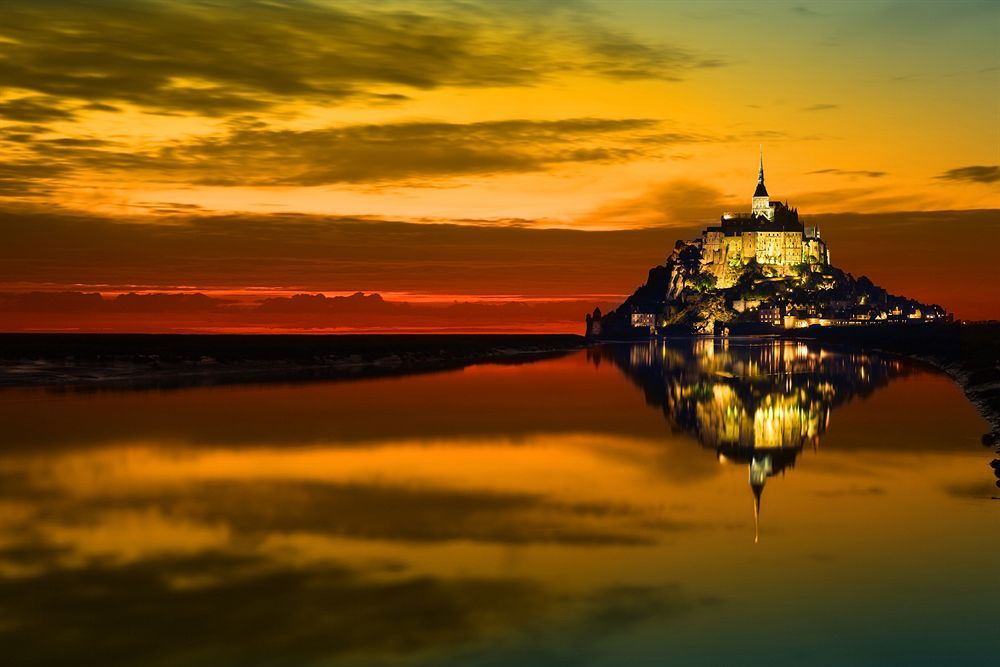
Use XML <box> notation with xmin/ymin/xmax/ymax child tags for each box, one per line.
<box><xmin>0</xmin><ymin>0</ymin><xmax>997</xmax><ymax>329</ymax></box>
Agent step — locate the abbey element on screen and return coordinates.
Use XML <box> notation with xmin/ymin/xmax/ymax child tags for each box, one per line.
<box><xmin>585</xmin><ymin>150</ymin><xmax>947</xmax><ymax>339</ymax></box>
<box><xmin>700</xmin><ymin>153</ymin><xmax>830</xmax><ymax>288</ymax></box>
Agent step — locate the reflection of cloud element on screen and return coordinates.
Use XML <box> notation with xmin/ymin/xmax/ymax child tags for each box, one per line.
<box><xmin>0</xmin><ymin>536</ymin><xmax>718</xmax><ymax>667</ymax></box>
<box><xmin>1</xmin><ymin>472</ymin><xmax>692</xmax><ymax>548</ymax></box>
<box><xmin>0</xmin><ymin>551</ymin><xmax>550</xmax><ymax>666</ymax></box>
<box><xmin>936</xmin><ymin>165</ymin><xmax>1000</xmax><ymax>184</ymax></box>
<box><xmin>813</xmin><ymin>486</ymin><xmax>885</xmax><ymax>497</ymax></box>
<box><xmin>579</xmin><ymin>584</ymin><xmax>719</xmax><ymax>634</ymax></box>
<box><xmin>942</xmin><ymin>481</ymin><xmax>998</xmax><ymax>500</ymax></box>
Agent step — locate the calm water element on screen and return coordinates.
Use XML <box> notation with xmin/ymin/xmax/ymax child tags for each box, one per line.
<box><xmin>0</xmin><ymin>340</ymin><xmax>997</xmax><ymax>666</ymax></box>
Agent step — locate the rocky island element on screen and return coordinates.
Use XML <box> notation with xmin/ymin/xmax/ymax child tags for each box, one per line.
<box><xmin>587</xmin><ymin>153</ymin><xmax>948</xmax><ymax>338</ymax></box>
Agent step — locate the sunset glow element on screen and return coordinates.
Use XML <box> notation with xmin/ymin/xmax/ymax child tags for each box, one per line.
<box><xmin>1</xmin><ymin>0</ymin><xmax>997</xmax><ymax>329</ymax></box>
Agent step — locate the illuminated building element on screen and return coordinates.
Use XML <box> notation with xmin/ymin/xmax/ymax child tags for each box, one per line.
<box><xmin>700</xmin><ymin>151</ymin><xmax>830</xmax><ymax>288</ymax></box>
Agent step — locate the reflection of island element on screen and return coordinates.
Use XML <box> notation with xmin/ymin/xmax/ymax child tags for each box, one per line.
<box><xmin>589</xmin><ymin>339</ymin><xmax>909</xmax><ymax>542</ymax></box>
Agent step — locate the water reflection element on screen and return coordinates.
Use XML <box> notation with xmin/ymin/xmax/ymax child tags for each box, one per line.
<box><xmin>0</xmin><ymin>343</ymin><xmax>994</xmax><ymax>666</ymax></box>
<box><xmin>592</xmin><ymin>339</ymin><xmax>909</xmax><ymax>542</ymax></box>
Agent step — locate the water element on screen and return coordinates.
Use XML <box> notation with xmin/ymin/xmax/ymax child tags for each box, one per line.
<box><xmin>0</xmin><ymin>340</ymin><xmax>996</xmax><ymax>666</ymax></box>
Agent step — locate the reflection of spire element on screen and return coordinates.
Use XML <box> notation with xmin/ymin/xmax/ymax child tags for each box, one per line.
<box><xmin>600</xmin><ymin>339</ymin><xmax>905</xmax><ymax>545</ymax></box>
<box><xmin>749</xmin><ymin>456</ymin><xmax>772</xmax><ymax>544</ymax></box>
<box><xmin>752</xmin><ymin>483</ymin><xmax>762</xmax><ymax>544</ymax></box>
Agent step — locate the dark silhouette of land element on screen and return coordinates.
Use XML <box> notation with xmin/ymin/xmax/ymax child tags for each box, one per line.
<box><xmin>0</xmin><ymin>333</ymin><xmax>585</xmax><ymax>391</ymax></box>
<box><xmin>783</xmin><ymin>323</ymin><xmax>999</xmax><ymax>434</ymax></box>
<box><xmin>782</xmin><ymin>322</ymin><xmax>1000</xmax><ymax>489</ymax></box>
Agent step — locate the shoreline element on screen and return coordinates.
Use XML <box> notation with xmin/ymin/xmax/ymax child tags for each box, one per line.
<box><xmin>2</xmin><ymin>327</ymin><xmax>996</xmax><ymax>449</ymax></box>
<box><xmin>0</xmin><ymin>333</ymin><xmax>587</xmax><ymax>392</ymax></box>
<box><xmin>778</xmin><ymin>323</ymin><xmax>1000</xmax><ymax>452</ymax></box>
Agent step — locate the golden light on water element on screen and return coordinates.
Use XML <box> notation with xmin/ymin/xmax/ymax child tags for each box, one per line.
<box><xmin>0</xmin><ymin>342</ymin><xmax>996</xmax><ymax>664</ymax></box>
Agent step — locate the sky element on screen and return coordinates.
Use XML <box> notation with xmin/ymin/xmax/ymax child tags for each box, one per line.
<box><xmin>0</xmin><ymin>0</ymin><xmax>997</xmax><ymax>330</ymax></box>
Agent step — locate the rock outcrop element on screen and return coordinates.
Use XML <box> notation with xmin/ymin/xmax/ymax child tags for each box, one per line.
<box><xmin>587</xmin><ymin>240</ymin><xmax>946</xmax><ymax>338</ymax></box>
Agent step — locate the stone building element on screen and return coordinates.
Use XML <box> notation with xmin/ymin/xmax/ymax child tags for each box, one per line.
<box><xmin>700</xmin><ymin>153</ymin><xmax>830</xmax><ymax>288</ymax></box>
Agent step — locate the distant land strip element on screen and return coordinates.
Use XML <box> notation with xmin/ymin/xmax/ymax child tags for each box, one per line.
<box><xmin>0</xmin><ymin>333</ymin><xmax>586</xmax><ymax>391</ymax></box>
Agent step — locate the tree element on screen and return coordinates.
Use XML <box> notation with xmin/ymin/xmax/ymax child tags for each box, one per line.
<box><xmin>690</xmin><ymin>271</ymin><xmax>717</xmax><ymax>293</ymax></box>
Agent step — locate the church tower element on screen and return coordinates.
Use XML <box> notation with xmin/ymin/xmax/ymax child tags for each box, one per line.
<box><xmin>751</xmin><ymin>148</ymin><xmax>774</xmax><ymax>221</ymax></box>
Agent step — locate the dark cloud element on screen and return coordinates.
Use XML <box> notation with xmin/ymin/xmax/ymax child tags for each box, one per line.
<box><xmin>802</xmin><ymin>103</ymin><xmax>839</xmax><ymax>112</ymax></box>
<box><xmin>34</xmin><ymin>478</ymin><xmax>682</xmax><ymax>546</ymax></box>
<box><xmin>0</xmin><ymin>125</ymin><xmax>51</xmax><ymax>144</ymax></box>
<box><xmin>0</xmin><ymin>291</ymin><xmax>228</xmax><ymax>314</ymax></box>
<box><xmin>579</xmin><ymin>179</ymin><xmax>735</xmax><ymax>228</ymax></box>
<box><xmin>0</xmin><ymin>206</ymin><xmax>997</xmax><ymax>321</ymax></box>
<box><xmin>0</xmin><ymin>161</ymin><xmax>70</xmax><ymax>197</ymax></box>
<box><xmin>0</xmin><ymin>96</ymin><xmax>76</xmax><ymax>122</ymax></box>
<box><xmin>809</xmin><ymin>168</ymin><xmax>888</xmax><ymax>178</ymax></box>
<box><xmin>0</xmin><ymin>208</ymin><xmax>676</xmax><ymax>298</ymax></box>
<box><xmin>171</xmin><ymin>118</ymin><xmax>662</xmax><ymax>186</ymax></box>
<box><xmin>579</xmin><ymin>584</ymin><xmax>719</xmax><ymax>634</ymax></box>
<box><xmin>0</xmin><ymin>290</ymin><xmax>621</xmax><ymax>332</ymax></box>
<box><xmin>813</xmin><ymin>485</ymin><xmax>885</xmax><ymax>497</ymax></box>
<box><xmin>2</xmin><ymin>117</ymin><xmax>663</xmax><ymax>188</ymax></box>
<box><xmin>0</xmin><ymin>550</ymin><xmax>550</xmax><ymax>666</ymax></box>
<box><xmin>790</xmin><ymin>186</ymin><xmax>893</xmax><ymax>209</ymax></box>
<box><xmin>941</xmin><ymin>481</ymin><xmax>999</xmax><ymax>500</ymax></box>
<box><xmin>936</xmin><ymin>165</ymin><xmax>1000</xmax><ymax>184</ymax></box>
<box><xmin>792</xmin><ymin>6</ymin><xmax>824</xmax><ymax>17</ymax></box>
<box><xmin>0</xmin><ymin>0</ymin><xmax>721</xmax><ymax>116</ymax></box>
<box><xmin>805</xmin><ymin>208</ymin><xmax>1000</xmax><ymax>319</ymax></box>
<box><xmin>0</xmin><ymin>539</ymin><xmax>717</xmax><ymax>667</ymax></box>
<box><xmin>132</xmin><ymin>201</ymin><xmax>208</xmax><ymax>215</ymax></box>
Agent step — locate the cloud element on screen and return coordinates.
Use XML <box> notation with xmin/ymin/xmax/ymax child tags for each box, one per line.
<box><xmin>1</xmin><ymin>206</ymin><xmax>997</xmax><ymax>324</ymax></box>
<box><xmin>809</xmin><ymin>168</ymin><xmax>888</xmax><ymax>178</ymax></box>
<box><xmin>0</xmin><ymin>291</ymin><xmax>229</xmax><ymax>314</ymax></box>
<box><xmin>0</xmin><ymin>161</ymin><xmax>70</xmax><ymax>197</ymax></box>
<box><xmin>0</xmin><ymin>96</ymin><xmax>76</xmax><ymax>122</ymax></box>
<box><xmin>578</xmin><ymin>179</ymin><xmax>735</xmax><ymax>228</ymax></box>
<box><xmin>802</xmin><ymin>103</ymin><xmax>839</xmax><ymax>112</ymax></box>
<box><xmin>805</xmin><ymin>208</ymin><xmax>1000</xmax><ymax>319</ymax></box>
<box><xmin>0</xmin><ymin>0</ymin><xmax>722</xmax><ymax>116</ymax></box>
<box><xmin>942</xmin><ymin>481</ymin><xmax>998</xmax><ymax>499</ymax></box>
<box><xmin>0</xmin><ymin>207</ymin><xmax>676</xmax><ymax>299</ymax></box>
<box><xmin>936</xmin><ymin>165</ymin><xmax>1000</xmax><ymax>184</ymax></box>
<box><xmin>791</xmin><ymin>5</ymin><xmax>824</xmax><ymax>17</ymax></box>
<box><xmin>165</xmin><ymin>118</ymin><xmax>663</xmax><ymax>186</ymax></box>
<box><xmin>1</xmin><ymin>117</ymin><xmax>665</xmax><ymax>190</ymax></box>
<box><xmin>0</xmin><ymin>290</ymin><xmax>621</xmax><ymax>334</ymax></box>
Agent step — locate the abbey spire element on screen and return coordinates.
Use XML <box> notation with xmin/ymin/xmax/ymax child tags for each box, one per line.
<box><xmin>757</xmin><ymin>145</ymin><xmax>765</xmax><ymax>186</ymax></box>
<box><xmin>751</xmin><ymin>147</ymin><xmax>773</xmax><ymax>219</ymax></box>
